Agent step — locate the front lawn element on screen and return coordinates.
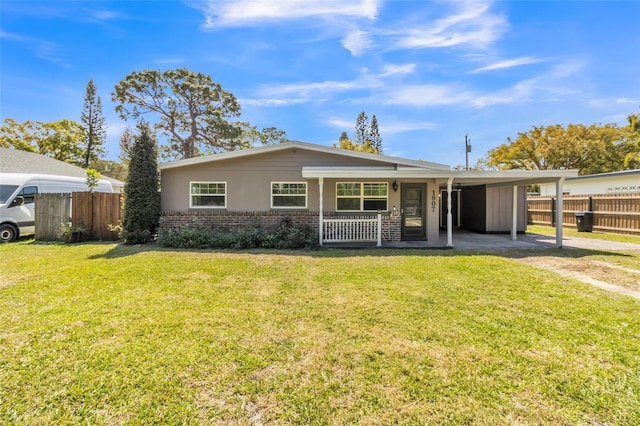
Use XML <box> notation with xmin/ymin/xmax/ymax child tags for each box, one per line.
<box><xmin>1</xmin><ymin>242</ymin><xmax>639</xmax><ymax>424</ymax></box>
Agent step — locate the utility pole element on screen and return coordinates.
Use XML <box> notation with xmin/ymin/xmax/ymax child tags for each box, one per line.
<box><xmin>465</xmin><ymin>134</ymin><xmax>472</xmax><ymax>170</ymax></box>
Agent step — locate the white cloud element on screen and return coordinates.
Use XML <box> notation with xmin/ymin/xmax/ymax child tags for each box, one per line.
<box><xmin>342</xmin><ymin>30</ymin><xmax>372</xmax><ymax>56</ymax></box>
<box><xmin>0</xmin><ymin>31</ymin><xmax>66</xmax><ymax>65</ymax></box>
<box><xmin>471</xmin><ymin>56</ymin><xmax>545</xmax><ymax>73</ymax></box>
<box><xmin>390</xmin><ymin>1</ymin><xmax>508</xmax><ymax>50</ymax></box>
<box><xmin>154</xmin><ymin>57</ymin><xmax>186</xmax><ymax>65</ymax></box>
<box><xmin>187</xmin><ymin>0</ymin><xmax>380</xmax><ymax>28</ymax></box>
<box><xmin>381</xmin><ymin>84</ymin><xmax>475</xmax><ymax>107</ymax></box>
<box><xmin>105</xmin><ymin>122</ymin><xmax>129</xmax><ymax>139</ymax></box>
<box><xmin>325</xmin><ymin>117</ymin><xmax>436</xmax><ymax>139</ymax></box>
<box><xmin>379</xmin><ymin>63</ymin><xmax>416</xmax><ymax>77</ymax></box>
<box><xmin>90</xmin><ymin>10</ymin><xmax>120</xmax><ymax>20</ymax></box>
<box><xmin>616</xmin><ymin>98</ymin><xmax>640</xmax><ymax>105</ymax></box>
<box><xmin>381</xmin><ymin>59</ymin><xmax>586</xmax><ymax>108</ymax></box>
<box><xmin>240</xmin><ymin>97</ymin><xmax>312</xmax><ymax>107</ymax></box>
<box><xmin>380</xmin><ymin>120</ymin><xmax>438</xmax><ymax>133</ymax></box>
<box><xmin>249</xmin><ymin>63</ymin><xmax>417</xmax><ymax>105</ymax></box>
<box><xmin>326</xmin><ymin>118</ymin><xmax>354</xmax><ymax>129</ymax></box>
<box><xmin>259</xmin><ymin>78</ymin><xmax>382</xmax><ymax>98</ymax></box>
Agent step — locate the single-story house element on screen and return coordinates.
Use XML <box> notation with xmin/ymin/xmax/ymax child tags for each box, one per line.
<box><xmin>538</xmin><ymin>169</ymin><xmax>640</xmax><ymax>196</ymax></box>
<box><xmin>159</xmin><ymin>141</ymin><xmax>577</xmax><ymax>248</ymax></box>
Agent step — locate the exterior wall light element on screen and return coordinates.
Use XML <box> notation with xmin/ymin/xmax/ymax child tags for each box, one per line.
<box><xmin>392</xmin><ymin>180</ymin><xmax>398</xmax><ymax>192</ymax></box>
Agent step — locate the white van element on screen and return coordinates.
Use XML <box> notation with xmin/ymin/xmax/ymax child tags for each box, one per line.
<box><xmin>0</xmin><ymin>173</ymin><xmax>114</xmax><ymax>242</ymax></box>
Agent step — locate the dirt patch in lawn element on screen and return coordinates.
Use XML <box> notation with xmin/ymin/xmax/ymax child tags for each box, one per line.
<box><xmin>512</xmin><ymin>255</ymin><xmax>640</xmax><ymax>299</ymax></box>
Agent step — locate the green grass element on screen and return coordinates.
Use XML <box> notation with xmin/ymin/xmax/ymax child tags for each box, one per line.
<box><xmin>1</xmin><ymin>242</ymin><xmax>640</xmax><ymax>424</ymax></box>
<box><xmin>528</xmin><ymin>224</ymin><xmax>640</xmax><ymax>244</ymax></box>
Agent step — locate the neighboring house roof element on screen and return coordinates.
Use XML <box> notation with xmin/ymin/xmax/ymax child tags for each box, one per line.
<box><xmin>158</xmin><ymin>141</ymin><xmax>451</xmax><ymax>171</ymax></box>
<box><xmin>564</xmin><ymin>169</ymin><xmax>640</xmax><ymax>181</ymax></box>
<box><xmin>0</xmin><ymin>147</ymin><xmax>124</xmax><ymax>189</ymax></box>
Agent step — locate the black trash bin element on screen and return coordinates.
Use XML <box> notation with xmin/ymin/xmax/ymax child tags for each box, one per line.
<box><xmin>575</xmin><ymin>211</ymin><xmax>593</xmax><ymax>232</ymax></box>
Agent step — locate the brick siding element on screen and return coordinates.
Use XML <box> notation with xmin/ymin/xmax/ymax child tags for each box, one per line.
<box><xmin>160</xmin><ymin>211</ymin><xmax>402</xmax><ymax>242</ymax></box>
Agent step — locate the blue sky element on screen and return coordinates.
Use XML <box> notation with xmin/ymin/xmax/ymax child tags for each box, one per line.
<box><xmin>2</xmin><ymin>0</ymin><xmax>639</xmax><ymax>167</ymax></box>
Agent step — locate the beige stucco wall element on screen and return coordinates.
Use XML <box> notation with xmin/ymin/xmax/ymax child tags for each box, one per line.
<box><xmin>426</xmin><ymin>180</ymin><xmax>441</xmax><ymax>242</ymax></box>
<box><xmin>161</xmin><ymin>148</ymin><xmax>399</xmax><ymax>212</ymax></box>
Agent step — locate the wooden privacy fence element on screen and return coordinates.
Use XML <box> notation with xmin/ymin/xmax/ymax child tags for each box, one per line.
<box><xmin>35</xmin><ymin>192</ymin><xmax>122</xmax><ymax>241</ymax></box>
<box><xmin>35</xmin><ymin>193</ymin><xmax>72</xmax><ymax>241</ymax></box>
<box><xmin>528</xmin><ymin>194</ymin><xmax>640</xmax><ymax>235</ymax></box>
<box><xmin>72</xmin><ymin>192</ymin><xmax>122</xmax><ymax>241</ymax></box>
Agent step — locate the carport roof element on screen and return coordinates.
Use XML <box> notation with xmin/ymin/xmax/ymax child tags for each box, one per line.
<box><xmin>301</xmin><ymin>167</ymin><xmax>579</xmax><ymax>187</ymax></box>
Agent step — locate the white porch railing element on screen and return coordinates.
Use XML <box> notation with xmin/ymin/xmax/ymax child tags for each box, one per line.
<box><xmin>322</xmin><ymin>213</ymin><xmax>382</xmax><ymax>246</ymax></box>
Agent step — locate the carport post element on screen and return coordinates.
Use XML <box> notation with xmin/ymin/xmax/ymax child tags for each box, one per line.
<box><xmin>511</xmin><ymin>185</ymin><xmax>518</xmax><ymax>241</ymax></box>
<box><xmin>318</xmin><ymin>177</ymin><xmax>324</xmax><ymax>246</ymax></box>
<box><xmin>555</xmin><ymin>178</ymin><xmax>565</xmax><ymax>248</ymax></box>
<box><xmin>446</xmin><ymin>177</ymin><xmax>454</xmax><ymax>247</ymax></box>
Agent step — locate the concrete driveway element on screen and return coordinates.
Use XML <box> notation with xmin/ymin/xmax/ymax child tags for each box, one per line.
<box><xmin>381</xmin><ymin>230</ymin><xmax>640</xmax><ymax>252</ymax></box>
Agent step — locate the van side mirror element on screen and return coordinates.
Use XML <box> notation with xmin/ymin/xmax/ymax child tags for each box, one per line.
<box><xmin>11</xmin><ymin>196</ymin><xmax>25</xmax><ymax>207</ymax></box>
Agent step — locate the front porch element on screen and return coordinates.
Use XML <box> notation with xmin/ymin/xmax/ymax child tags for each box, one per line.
<box><xmin>304</xmin><ymin>167</ymin><xmax>576</xmax><ymax>249</ymax></box>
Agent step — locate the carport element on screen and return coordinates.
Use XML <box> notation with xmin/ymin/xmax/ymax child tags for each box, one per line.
<box><xmin>302</xmin><ymin>167</ymin><xmax>578</xmax><ymax>248</ymax></box>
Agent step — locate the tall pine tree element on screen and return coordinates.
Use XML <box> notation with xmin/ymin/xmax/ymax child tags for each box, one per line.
<box><xmin>122</xmin><ymin>122</ymin><xmax>160</xmax><ymax>244</ymax></box>
<box><xmin>81</xmin><ymin>78</ymin><xmax>106</xmax><ymax>167</ymax></box>
<box><xmin>370</xmin><ymin>114</ymin><xmax>382</xmax><ymax>154</ymax></box>
<box><xmin>354</xmin><ymin>111</ymin><xmax>369</xmax><ymax>146</ymax></box>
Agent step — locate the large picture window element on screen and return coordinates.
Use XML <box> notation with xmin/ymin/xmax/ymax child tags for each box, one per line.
<box><xmin>190</xmin><ymin>182</ymin><xmax>226</xmax><ymax>208</ymax></box>
<box><xmin>336</xmin><ymin>182</ymin><xmax>388</xmax><ymax>211</ymax></box>
<box><xmin>271</xmin><ymin>182</ymin><xmax>307</xmax><ymax>208</ymax></box>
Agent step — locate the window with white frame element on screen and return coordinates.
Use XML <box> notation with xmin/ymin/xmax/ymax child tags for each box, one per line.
<box><xmin>271</xmin><ymin>182</ymin><xmax>307</xmax><ymax>208</ymax></box>
<box><xmin>336</xmin><ymin>182</ymin><xmax>388</xmax><ymax>211</ymax></box>
<box><xmin>190</xmin><ymin>182</ymin><xmax>226</xmax><ymax>208</ymax></box>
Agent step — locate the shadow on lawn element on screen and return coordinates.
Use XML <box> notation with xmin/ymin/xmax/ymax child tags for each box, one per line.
<box><xmin>86</xmin><ymin>240</ymin><xmax>636</xmax><ymax>262</ymax></box>
<box><xmin>498</xmin><ymin>248</ymin><xmax>637</xmax><ymax>261</ymax></box>
<box><xmin>87</xmin><ymin>241</ymin><xmax>163</xmax><ymax>259</ymax></box>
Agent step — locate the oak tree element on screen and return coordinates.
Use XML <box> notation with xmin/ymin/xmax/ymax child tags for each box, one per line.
<box><xmin>0</xmin><ymin>118</ymin><xmax>86</xmax><ymax>165</ymax></box>
<box><xmin>333</xmin><ymin>131</ymin><xmax>377</xmax><ymax>153</ymax></box>
<box><xmin>486</xmin><ymin>122</ymin><xmax>633</xmax><ymax>175</ymax></box>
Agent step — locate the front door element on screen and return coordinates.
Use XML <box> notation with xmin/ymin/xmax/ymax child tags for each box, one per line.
<box><xmin>401</xmin><ymin>184</ymin><xmax>426</xmax><ymax>240</ymax></box>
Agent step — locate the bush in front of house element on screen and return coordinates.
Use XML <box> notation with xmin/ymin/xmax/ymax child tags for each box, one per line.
<box><xmin>158</xmin><ymin>222</ymin><xmax>317</xmax><ymax>250</ymax></box>
<box><xmin>122</xmin><ymin>123</ymin><xmax>161</xmax><ymax>244</ymax></box>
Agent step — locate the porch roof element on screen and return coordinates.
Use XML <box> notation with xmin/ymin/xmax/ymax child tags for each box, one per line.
<box><xmin>301</xmin><ymin>167</ymin><xmax>579</xmax><ymax>187</ymax></box>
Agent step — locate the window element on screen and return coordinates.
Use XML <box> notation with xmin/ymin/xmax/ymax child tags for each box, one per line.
<box><xmin>17</xmin><ymin>186</ymin><xmax>38</xmax><ymax>205</ymax></box>
<box><xmin>190</xmin><ymin>182</ymin><xmax>226</xmax><ymax>208</ymax></box>
<box><xmin>271</xmin><ymin>182</ymin><xmax>307</xmax><ymax>208</ymax></box>
<box><xmin>336</xmin><ymin>182</ymin><xmax>388</xmax><ymax>211</ymax></box>
<box><xmin>1</xmin><ymin>185</ymin><xmax>19</xmax><ymax>204</ymax></box>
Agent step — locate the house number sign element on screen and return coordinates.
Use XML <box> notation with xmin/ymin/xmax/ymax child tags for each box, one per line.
<box><xmin>431</xmin><ymin>190</ymin><xmax>437</xmax><ymax>212</ymax></box>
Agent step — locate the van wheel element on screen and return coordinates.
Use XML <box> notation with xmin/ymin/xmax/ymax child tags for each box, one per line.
<box><xmin>0</xmin><ymin>224</ymin><xmax>18</xmax><ymax>242</ymax></box>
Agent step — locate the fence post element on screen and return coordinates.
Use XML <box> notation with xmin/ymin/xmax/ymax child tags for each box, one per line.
<box><xmin>551</xmin><ymin>197</ymin><xmax>556</xmax><ymax>227</ymax></box>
